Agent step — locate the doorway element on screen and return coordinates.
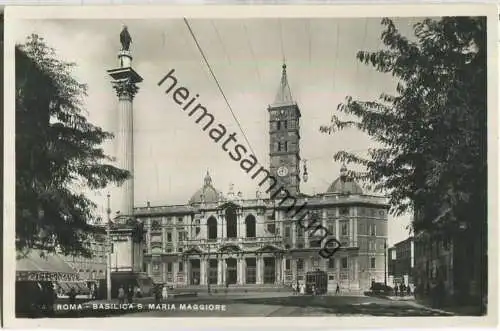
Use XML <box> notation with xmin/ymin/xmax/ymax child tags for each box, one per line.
<box><xmin>190</xmin><ymin>259</ymin><xmax>200</xmax><ymax>285</ymax></box>
<box><xmin>263</xmin><ymin>257</ymin><xmax>276</xmax><ymax>284</ymax></box>
<box><xmin>226</xmin><ymin>258</ymin><xmax>237</xmax><ymax>285</ymax></box>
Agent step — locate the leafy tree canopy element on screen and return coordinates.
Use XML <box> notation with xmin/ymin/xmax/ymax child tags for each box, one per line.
<box><xmin>321</xmin><ymin>17</ymin><xmax>486</xmax><ymax>235</ymax></box>
<box><xmin>16</xmin><ymin>34</ymin><xmax>130</xmax><ymax>257</ymax></box>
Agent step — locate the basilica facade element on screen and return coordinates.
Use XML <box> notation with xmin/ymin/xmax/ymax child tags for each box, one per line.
<box><xmin>136</xmin><ymin>65</ymin><xmax>389</xmax><ymax>292</ymax></box>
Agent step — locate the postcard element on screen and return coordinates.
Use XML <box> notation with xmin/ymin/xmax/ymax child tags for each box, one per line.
<box><xmin>3</xmin><ymin>4</ymin><xmax>498</xmax><ymax>330</ymax></box>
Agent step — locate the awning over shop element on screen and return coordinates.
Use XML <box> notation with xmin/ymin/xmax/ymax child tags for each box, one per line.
<box><xmin>16</xmin><ymin>249</ymin><xmax>79</xmax><ymax>282</ymax></box>
<box><xmin>57</xmin><ymin>281</ymin><xmax>90</xmax><ymax>294</ymax></box>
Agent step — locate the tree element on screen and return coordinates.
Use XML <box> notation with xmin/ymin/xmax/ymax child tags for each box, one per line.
<box><xmin>320</xmin><ymin>17</ymin><xmax>486</xmax><ymax>237</ymax></box>
<box><xmin>16</xmin><ymin>34</ymin><xmax>130</xmax><ymax>257</ymax></box>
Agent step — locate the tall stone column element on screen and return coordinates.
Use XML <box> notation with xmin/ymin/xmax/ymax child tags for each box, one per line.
<box><xmin>335</xmin><ymin>219</ymin><xmax>340</xmax><ymax>239</ymax></box>
<box><xmin>108</xmin><ymin>49</ymin><xmax>143</xmax><ymax>218</ymax></box>
<box><xmin>200</xmin><ymin>257</ymin><xmax>206</xmax><ymax>286</ymax></box>
<box><xmin>256</xmin><ymin>255</ymin><xmax>263</xmax><ymax>285</ymax></box>
<box><xmin>282</xmin><ymin>256</ymin><xmax>287</xmax><ymax>284</ymax></box>
<box><xmin>275</xmin><ymin>255</ymin><xmax>281</xmax><ymax>284</ymax></box>
<box><xmin>237</xmin><ymin>257</ymin><xmax>243</xmax><ymax>285</ymax></box>
<box><xmin>240</xmin><ymin>258</ymin><xmax>246</xmax><ymax>285</ymax></box>
<box><xmin>349</xmin><ymin>219</ymin><xmax>354</xmax><ymax>246</ymax></box>
<box><xmin>217</xmin><ymin>258</ymin><xmax>223</xmax><ymax>285</ymax></box>
<box><xmin>184</xmin><ymin>260</ymin><xmax>189</xmax><ymax>285</ymax></box>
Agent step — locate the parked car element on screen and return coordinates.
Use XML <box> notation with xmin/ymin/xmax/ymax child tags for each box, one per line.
<box><xmin>370</xmin><ymin>282</ymin><xmax>394</xmax><ymax>295</ymax></box>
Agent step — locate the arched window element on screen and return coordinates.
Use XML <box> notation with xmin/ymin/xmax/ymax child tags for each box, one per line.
<box><xmin>226</xmin><ymin>206</ymin><xmax>237</xmax><ymax>238</ymax></box>
<box><xmin>245</xmin><ymin>214</ymin><xmax>256</xmax><ymax>238</ymax></box>
<box><xmin>207</xmin><ymin>216</ymin><xmax>217</xmax><ymax>240</ymax></box>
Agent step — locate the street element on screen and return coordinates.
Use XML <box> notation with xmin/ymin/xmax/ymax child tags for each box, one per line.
<box><xmin>116</xmin><ymin>293</ymin><xmax>452</xmax><ymax>317</ymax></box>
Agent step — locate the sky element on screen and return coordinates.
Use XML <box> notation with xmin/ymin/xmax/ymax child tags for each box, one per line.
<box><xmin>12</xmin><ymin>17</ymin><xmax>421</xmax><ymax>246</ymax></box>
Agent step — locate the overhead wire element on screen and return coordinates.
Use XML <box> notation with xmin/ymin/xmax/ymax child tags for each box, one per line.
<box><xmin>361</xmin><ymin>18</ymin><xmax>370</xmax><ymax>96</ymax></box>
<box><xmin>332</xmin><ymin>21</ymin><xmax>340</xmax><ymax>91</ymax></box>
<box><xmin>356</xmin><ymin>17</ymin><xmax>369</xmax><ymax>85</ymax></box>
<box><xmin>183</xmin><ymin>18</ymin><xmax>257</xmax><ymax>158</ymax></box>
<box><xmin>211</xmin><ymin>20</ymin><xmax>232</xmax><ymax>65</ymax></box>
<box><xmin>243</xmin><ymin>22</ymin><xmax>262</xmax><ymax>86</ymax></box>
<box><xmin>306</xmin><ymin>19</ymin><xmax>312</xmax><ymax>64</ymax></box>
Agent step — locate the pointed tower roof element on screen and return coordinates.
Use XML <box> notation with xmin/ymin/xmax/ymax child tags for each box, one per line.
<box><xmin>273</xmin><ymin>63</ymin><xmax>294</xmax><ymax>106</ymax></box>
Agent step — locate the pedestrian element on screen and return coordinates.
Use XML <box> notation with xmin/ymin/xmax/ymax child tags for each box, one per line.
<box><xmin>430</xmin><ymin>281</ymin><xmax>437</xmax><ymax>308</ymax></box>
<box><xmin>46</xmin><ymin>284</ymin><xmax>56</xmax><ymax>317</ymax></box>
<box><xmin>117</xmin><ymin>285</ymin><xmax>125</xmax><ymax>304</ymax></box>
<box><xmin>311</xmin><ymin>284</ymin><xmax>316</xmax><ymax>296</ymax></box>
<box><xmin>136</xmin><ymin>286</ymin><xmax>142</xmax><ymax>298</ymax></box>
<box><xmin>299</xmin><ymin>283</ymin><xmax>305</xmax><ymax>295</ymax></box>
<box><xmin>399</xmin><ymin>283</ymin><xmax>404</xmax><ymax>297</ymax></box>
<box><xmin>436</xmin><ymin>279</ymin><xmax>445</xmax><ymax>308</ymax></box>
<box><xmin>162</xmin><ymin>285</ymin><xmax>168</xmax><ymax>301</ymax></box>
<box><xmin>407</xmin><ymin>284</ymin><xmax>411</xmax><ymax>296</ymax></box>
<box><xmin>68</xmin><ymin>287</ymin><xmax>77</xmax><ymax>305</ymax></box>
<box><xmin>335</xmin><ymin>283</ymin><xmax>340</xmax><ymax>295</ymax></box>
<box><xmin>127</xmin><ymin>286</ymin><xmax>134</xmax><ymax>304</ymax></box>
<box><xmin>291</xmin><ymin>282</ymin><xmax>297</xmax><ymax>295</ymax></box>
<box><xmin>155</xmin><ymin>286</ymin><xmax>161</xmax><ymax>304</ymax></box>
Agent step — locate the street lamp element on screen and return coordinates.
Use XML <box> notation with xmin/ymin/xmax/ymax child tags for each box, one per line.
<box><xmin>106</xmin><ymin>193</ymin><xmax>112</xmax><ymax>301</ymax></box>
<box><xmin>302</xmin><ymin>159</ymin><xmax>309</xmax><ymax>183</ymax></box>
<box><xmin>207</xmin><ymin>243</ymin><xmax>211</xmax><ymax>294</ymax></box>
<box><xmin>384</xmin><ymin>239</ymin><xmax>387</xmax><ymax>286</ymax></box>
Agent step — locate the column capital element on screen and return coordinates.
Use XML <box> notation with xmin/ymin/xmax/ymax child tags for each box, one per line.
<box><xmin>112</xmin><ymin>78</ymin><xmax>140</xmax><ymax>100</ymax></box>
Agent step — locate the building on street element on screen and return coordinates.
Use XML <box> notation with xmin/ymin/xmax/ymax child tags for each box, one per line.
<box><xmin>388</xmin><ymin>237</ymin><xmax>414</xmax><ymax>287</ymax></box>
<box><xmin>413</xmin><ymin>211</ymin><xmax>485</xmax><ymax>309</ymax></box>
<box><xmin>60</xmin><ymin>232</ymin><xmax>108</xmax><ymax>283</ymax></box>
<box><xmin>129</xmin><ymin>64</ymin><xmax>390</xmax><ymax>292</ymax></box>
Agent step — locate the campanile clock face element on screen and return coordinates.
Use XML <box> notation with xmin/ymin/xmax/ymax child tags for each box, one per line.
<box><xmin>277</xmin><ymin>166</ymin><xmax>289</xmax><ymax>177</ymax></box>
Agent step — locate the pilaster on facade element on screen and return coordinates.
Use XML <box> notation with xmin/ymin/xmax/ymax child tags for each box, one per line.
<box><xmin>217</xmin><ymin>259</ymin><xmax>223</xmax><ymax>285</ymax></box>
<box><xmin>237</xmin><ymin>257</ymin><xmax>243</xmax><ymax>285</ymax></box>
<box><xmin>281</xmin><ymin>256</ymin><xmax>287</xmax><ymax>283</ymax></box>
<box><xmin>162</xmin><ymin>263</ymin><xmax>167</xmax><ymax>283</ymax></box>
<box><xmin>304</xmin><ymin>227</ymin><xmax>309</xmax><ymax>248</ymax></box>
<box><xmin>349</xmin><ymin>219</ymin><xmax>354</xmax><ymax>246</ymax></box>
<box><xmin>161</xmin><ymin>227</ymin><xmax>166</xmax><ymax>252</ymax></box>
<box><xmin>183</xmin><ymin>260</ymin><xmax>189</xmax><ymax>285</ymax></box>
<box><xmin>256</xmin><ymin>255</ymin><xmax>263</xmax><ymax>285</ymax></box>
<box><xmin>353</xmin><ymin>218</ymin><xmax>358</xmax><ymax>247</ymax></box>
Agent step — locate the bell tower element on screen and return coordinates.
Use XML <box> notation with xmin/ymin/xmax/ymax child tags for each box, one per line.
<box><xmin>268</xmin><ymin>64</ymin><xmax>301</xmax><ymax>196</ymax></box>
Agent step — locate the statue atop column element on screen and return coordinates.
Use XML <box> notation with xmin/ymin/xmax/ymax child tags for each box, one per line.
<box><xmin>120</xmin><ymin>25</ymin><xmax>132</xmax><ymax>51</ymax></box>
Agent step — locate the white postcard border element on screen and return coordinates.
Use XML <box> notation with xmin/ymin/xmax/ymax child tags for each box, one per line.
<box><xmin>3</xmin><ymin>4</ymin><xmax>499</xmax><ymax>329</ymax></box>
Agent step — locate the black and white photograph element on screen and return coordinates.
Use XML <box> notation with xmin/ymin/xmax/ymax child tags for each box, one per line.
<box><xmin>3</xmin><ymin>4</ymin><xmax>498</xmax><ymax>329</ymax></box>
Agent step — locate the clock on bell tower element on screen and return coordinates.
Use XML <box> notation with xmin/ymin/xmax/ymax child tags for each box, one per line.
<box><xmin>268</xmin><ymin>63</ymin><xmax>301</xmax><ymax>197</ymax></box>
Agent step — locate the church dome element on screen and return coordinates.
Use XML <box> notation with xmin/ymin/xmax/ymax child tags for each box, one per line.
<box><xmin>189</xmin><ymin>171</ymin><xmax>223</xmax><ymax>204</ymax></box>
<box><xmin>326</xmin><ymin>164</ymin><xmax>363</xmax><ymax>195</ymax></box>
